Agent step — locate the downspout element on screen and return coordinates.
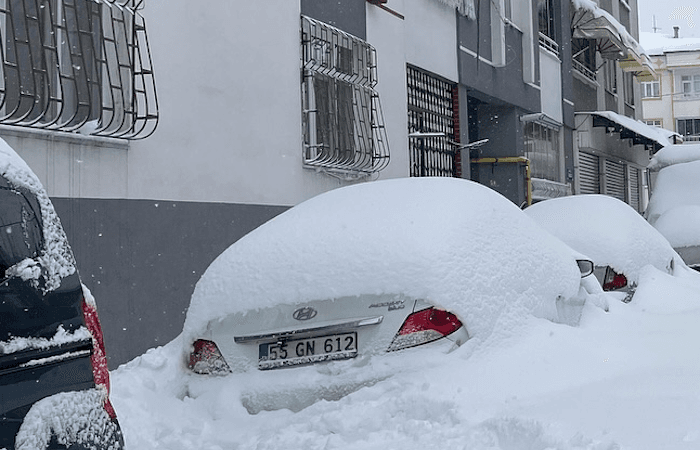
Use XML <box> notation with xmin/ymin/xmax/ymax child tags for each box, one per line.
<box><xmin>470</xmin><ymin>157</ymin><xmax>532</xmax><ymax>207</ymax></box>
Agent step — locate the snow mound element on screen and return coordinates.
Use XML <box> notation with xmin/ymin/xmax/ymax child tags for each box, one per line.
<box><xmin>184</xmin><ymin>177</ymin><xmax>582</xmax><ymax>342</ymax></box>
<box><xmin>648</xmin><ymin>144</ymin><xmax>700</xmax><ymax>170</ymax></box>
<box><xmin>0</xmin><ymin>137</ymin><xmax>76</xmax><ymax>292</ymax></box>
<box><xmin>15</xmin><ymin>389</ymin><xmax>121</xmax><ymax>450</ymax></box>
<box><xmin>525</xmin><ymin>195</ymin><xmax>678</xmax><ymax>283</ymax></box>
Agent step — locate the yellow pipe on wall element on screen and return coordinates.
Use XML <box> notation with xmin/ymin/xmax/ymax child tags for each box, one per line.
<box><xmin>470</xmin><ymin>157</ymin><xmax>532</xmax><ymax>207</ymax></box>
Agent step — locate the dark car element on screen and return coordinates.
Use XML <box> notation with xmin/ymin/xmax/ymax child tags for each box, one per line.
<box><xmin>0</xmin><ymin>145</ymin><xmax>123</xmax><ymax>450</ymax></box>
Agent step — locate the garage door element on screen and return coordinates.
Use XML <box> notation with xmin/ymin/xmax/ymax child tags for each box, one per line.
<box><xmin>578</xmin><ymin>152</ymin><xmax>600</xmax><ymax>194</ymax></box>
<box><xmin>628</xmin><ymin>166</ymin><xmax>640</xmax><ymax>212</ymax></box>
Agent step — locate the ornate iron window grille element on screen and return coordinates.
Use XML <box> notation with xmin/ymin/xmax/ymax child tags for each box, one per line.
<box><xmin>0</xmin><ymin>0</ymin><xmax>158</xmax><ymax>139</ymax></box>
<box><xmin>301</xmin><ymin>15</ymin><xmax>389</xmax><ymax>177</ymax></box>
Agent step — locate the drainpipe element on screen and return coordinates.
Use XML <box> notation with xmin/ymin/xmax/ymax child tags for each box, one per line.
<box><xmin>470</xmin><ymin>157</ymin><xmax>532</xmax><ymax>207</ymax></box>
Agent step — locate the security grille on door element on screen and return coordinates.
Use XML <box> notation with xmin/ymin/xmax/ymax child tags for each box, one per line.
<box><xmin>0</xmin><ymin>0</ymin><xmax>158</xmax><ymax>139</ymax></box>
<box><xmin>407</xmin><ymin>65</ymin><xmax>457</xmax><ymax>177</ymax></box>
<box><xmin>301</xmin><ymin>15</ymin><xmax>390</xmax><ymax>176</ymax></box>
<box><xmin>578</xmin><ymin>152</ymin><xmax>600</xmax><ymax>194</ymax></box>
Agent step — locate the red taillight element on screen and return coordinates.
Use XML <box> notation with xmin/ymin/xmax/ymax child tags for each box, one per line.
<box><xmin>389</xmin><ymin>307</ymin><xmax>462</xmax><ymax>352</ymax></box>
<box><xmin>188</xmin><ymin>339</ymin><xmax>231</xmax><ymax>375</ymax></box>
<box><xmin>603</xmin><ymin>267</ymin><xmax>628</xmax><ymax>291</ymax></box>
<box><xmin>81</xmin><ymin>295</ymin><xmax>117</xmax><ymax>420</ymax></box>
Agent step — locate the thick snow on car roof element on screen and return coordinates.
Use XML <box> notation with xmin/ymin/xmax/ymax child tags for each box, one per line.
<box><xmin>184</xmin><ymin>177</ymin><xmax>582</xmax><ymax>340</ymax></box>
<box><xmin>0</xmin><ymin>137</ymin><xmax>76</xmax><ymax>291</ymax></box>
<box><xmin>648</xmin><ymin>144</ymin><xmax>700</xmax><ymax>171</ymax></box>
<box><xmin>646</xmin><ymin>159</ymin><xmax>700</xmax><ymax>248</ymax></box>
<box><xmin>525</xmin><ymin>195</ymin><xmax>678</xmax><ymax>283</ymax></box>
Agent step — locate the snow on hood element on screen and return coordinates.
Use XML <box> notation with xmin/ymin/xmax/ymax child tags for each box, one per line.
<box><xmin>648</xmin><ymin>144</ymin><xmax>700</xmax><ymax>170</ymax></box>
<box><xmin>0</xmin><ymin>137</ymin><xmax>76</xmax><ymax>292</ymax></box>
<box><xmin>184</xmin><ymin>178</ymin><xmax>582</xmax><ymax>341</ymax></box>
<box><xmin>646</xmin><ymin>160</ymin><xmax>700</xmax><ymax>247</ymax></box>
<box><xmin>525</xmin><ymin>195</ymin><xmax>678</xmax><ymax>283</ymax></box>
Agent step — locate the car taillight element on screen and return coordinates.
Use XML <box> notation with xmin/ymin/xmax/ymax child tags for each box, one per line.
<box><xmin>188</xmin><ymin>339</ymin><xmax>231</xmax><ymax>375</ymax></box>
<box><xmin>388</xmin><ymin>307</ymin><xmax>463</xmax><ymax>352</ymax></box>
<box><xmin>81</xmin><ymin>296</ymin><xmax>117</xmax><ymax>420</ymax></box>
<box><xmin>602</xmin><ymin>267</ymin><xmax>628</xmax><ymax>291</ymax></box>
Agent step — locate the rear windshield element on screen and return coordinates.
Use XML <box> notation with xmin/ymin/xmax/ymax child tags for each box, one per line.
<box><xmin>0</xmin><ymin>176</ymin><xmax>43</xmax><ymax>277</ymax></box>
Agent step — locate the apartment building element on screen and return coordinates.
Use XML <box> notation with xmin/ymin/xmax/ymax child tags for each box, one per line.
<box><xmin>641</xmin><ymin>30</ymin><xmax>700</xmax><ymax>143</ymax></box>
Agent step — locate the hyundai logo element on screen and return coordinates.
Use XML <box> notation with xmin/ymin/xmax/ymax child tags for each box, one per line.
<box><xmin>292</xmin><ymin>306</ymin><xmax>317</xmax><ymax>321</ymax></box>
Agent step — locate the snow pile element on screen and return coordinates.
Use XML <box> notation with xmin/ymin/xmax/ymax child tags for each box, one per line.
<box><xmin>15</xmin><ymin>388</ymin><xmax>122</xmax><ymax>450</ymax></box>
<box><xmin>0</xmin><ymin>325</ymin><xmax>91</xmax><ymax>354</ymax></box>
<box><xmin>0</xmin><ymin>137</ymin><xmax>76</xmax><ymax>292</ymax></box>
<box><xmin>648</xmin><ymin>144</ymin><xmax>700</xmax><ymax>170</ymax></box>
<box><xmin>184</xmin><ymin>177</ymin><xmax>582</xmax><ymax>344</ymax></box>
<box><xmin>647</xmin><ymin>160</ymin><xmax>700</xmax><ymax>247</ymax></box>
<box><xmin>525</xmin><ymin>195</ymin><xmax>679</xmax><ymax>284</ymax></box>
<box><xmin>110</xmin><ymin>265</ymin><xmax>700</xmax><ymax>450</ymax></box>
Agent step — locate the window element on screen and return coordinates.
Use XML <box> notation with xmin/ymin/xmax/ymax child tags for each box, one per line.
<box><xmin>301</xmin><ymin>15</ymin><xmax>389</xmax><ymax>176</ymax></box>
<box><xmin>407</xmin><ymin>66</ymin><xmax>457</xmax><ymax>178</ymax></box>
<box><xmin>0</xmin><ymin>0</ymin><xmax>158</xmax><ymax>139</ymax></box>
<box><xmin>537</xmin><ymin>0</ymin><xmax>555</xmax><ymax>40</ymax></box>
<box><xmin>641</xmin><ymin>81</ymin><xmax>660</xmax><ymax>98</ymax></box>
<box><xmin>645</xmin><ymin>119</ymin><xmax>662</xmax><ymax>127</ymax></box>
<box><xmin>603</xmin><ymin>60</ymin><xmax>617</xmax><ymax>94</ymax></box>
<box><xmin>623</xmin><ymin>72</ymin><xmax>634</xmax><ymax>106</ymax></box>
<box><xmin>524</xmin><ymin>122</ymin><xmax>561</xmax><ymax>182</ymax></box>
<box><xmin>677</xmin><ymin>118</ymin><xmax>700</xmax><ymax>138</ymax></box>
<box><xmin>681</xmin><ymin>74</ymin><xmax>700</xmax><ymax>96</ymax></box>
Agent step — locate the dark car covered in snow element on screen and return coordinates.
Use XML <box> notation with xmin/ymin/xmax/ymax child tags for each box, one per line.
<box><xmin>0</xmin><ymin>141</ymin><xmax>123</xmax><ymax>450</ymax></box>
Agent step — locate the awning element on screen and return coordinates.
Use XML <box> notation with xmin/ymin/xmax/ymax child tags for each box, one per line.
<box><xmin>571</xmin><ymin>1</ymin><xmax>658</xmax><ymax>80</ymax></box>
<box><xmin>578</xmin><ymin>111</ymin><xmax>681</xmax><ymax>152</ymax></box>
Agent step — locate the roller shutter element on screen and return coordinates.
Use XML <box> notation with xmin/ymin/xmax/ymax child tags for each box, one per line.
<box><xmin>629</xmin><ymin>167</ymin><xmax>640</xmax><ymax>212</ymax></box>
<box><xmin>578</xmin><ymin>152</ymin><xmax>600</xmax><ymax>194</ymax></box>
<box><xmin>604</xmin><ymin>160</ymin><xmax>626</xmax><ymax>202</ymax></box>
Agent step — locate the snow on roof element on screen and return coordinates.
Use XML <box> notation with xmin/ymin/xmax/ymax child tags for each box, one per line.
<box><xmin>577</xmin><ymin>110</ymin><xmax>680</xmax><ymax>147</ymax></box>
<box><xmin>649</xmin><ymin>144</ymin><xmax>700</xmax><ymax>170</ymax></box>
<box><xmin>525</xmin><ymin>195</ymin><xmax>679</xmax><ymax>284</ymax></box>
<box><xmin>435</xmin><ymin>0</ymin><xmax>475</xmax><ymax>19</ymax></box>
<box><xmin>571</xmin><ymin>0</ymin><xmax>648</xmax><ymax>59</ymax></box>
<box><xmin>0</xmin><ymin>138</ymin><xmax>76</xmax><ymax>292</ymax></box>
<box><xmin>184</xmin><ymin>177</ymin><xmax>583</xmax><ymax>340</ymax></box>
<box><xmin>640</xmin><ymin>31</ymin><xmax>700</xmax><ymax>55</ymax></box>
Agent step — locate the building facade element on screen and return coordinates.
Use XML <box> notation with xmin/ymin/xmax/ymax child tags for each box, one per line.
<box><xmin>0</xmin><ymin>0</ymin><xmax>667</xmax><ymax>366</ymax></box>
<box><xmin>641</xmin><ymin>31</ymin><xmax>700</xmax><ymax>144</ymax></box>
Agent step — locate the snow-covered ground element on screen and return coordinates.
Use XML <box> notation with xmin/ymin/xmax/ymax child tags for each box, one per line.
<box><xmin>111</xmin><ymin>262</ymin><xmax>700</xmax><ymax>449</ymax></box>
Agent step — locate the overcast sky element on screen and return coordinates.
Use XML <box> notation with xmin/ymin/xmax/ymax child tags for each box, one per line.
<box><xmin>637</xmin><ymin>0</ymin><xmax>700</xmax><ymax>38</ymax></box>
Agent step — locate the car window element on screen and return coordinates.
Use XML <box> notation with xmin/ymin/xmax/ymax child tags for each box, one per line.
<box><xmin>0</xmin><ymin>176</ymin><xmax>43</xmax><ymax>278</ymax></box>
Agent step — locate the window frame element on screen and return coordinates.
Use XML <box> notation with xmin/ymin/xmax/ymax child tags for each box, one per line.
<box><xmin>641</xmin><ymin>81</ymin><xmax>660</xmax><ymax>98</ymax></box>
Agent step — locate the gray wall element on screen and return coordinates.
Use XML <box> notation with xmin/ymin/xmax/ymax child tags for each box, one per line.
<box><xmin>53</xmin><ymin>198</ymin><xmax>288</xmax><ymax>368</ymax></box>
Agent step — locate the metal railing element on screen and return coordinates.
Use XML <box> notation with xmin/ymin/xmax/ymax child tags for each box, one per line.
<box><xmin>0</xmin><ymin>0</ymin><xmax>158</xmax><ymax>139</ymax></box>
<box><xmin>572</xmin><ymin>58</ymin><xmax>597</xmax><ymax>84</ymax></box>
<box><xmin>538</xmin><ymin>32</ymin><xmax>559</xmax><ymax>57</ymax></box>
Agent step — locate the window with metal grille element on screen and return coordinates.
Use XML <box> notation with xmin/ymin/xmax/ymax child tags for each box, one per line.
<box><xmin>0</xmin><ymin>0</ymin><xmax>158</xmax><ymax>139</ymax></box>
<box><xmin>300</xmin><ymin>15</ymin><xmax>389</xmax><ymax>176</ymax></box>
<box><xmin>524</xmin><ymin>122</ymin><xmax>561</xmax><ymax>182</ymax></box>
<box><xmin>407</xmin><ymin>66</ymin><xmax>457</xmax><ymax>178</ymax></box>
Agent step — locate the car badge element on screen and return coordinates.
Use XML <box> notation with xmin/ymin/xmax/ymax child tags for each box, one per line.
<box><xmin>292</xmin><ymin>306</ymin><xmax>317</xmax><ymax>321</ymax></box>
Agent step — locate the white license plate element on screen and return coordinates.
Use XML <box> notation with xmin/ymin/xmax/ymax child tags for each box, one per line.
<box><xmin>258</xmin><ymin>332</ymin><xmax>358</xmax><ymax>370</ymax></box>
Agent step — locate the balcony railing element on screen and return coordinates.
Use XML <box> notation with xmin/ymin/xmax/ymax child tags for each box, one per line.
<box><xmin>538</xmin><ymin>33</ymin><xmax>559</xmax><ymax>57</ymax></box>
<box><xmin>572</xmin><ymin>58</ymin><xmax>597</xmax><ymax>84</ymax></box>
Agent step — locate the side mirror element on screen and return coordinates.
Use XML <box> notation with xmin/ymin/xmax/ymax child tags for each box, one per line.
<box><xmin>576</xmin><ymin>259</ymin><xmax>594</xmax><ymax>278</ymax></box>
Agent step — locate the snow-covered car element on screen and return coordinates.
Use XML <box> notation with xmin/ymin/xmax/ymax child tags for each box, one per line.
<box><xmin>0</xmin><ymin>140</ymin><xmax>124</xmax><ymax>450</ymax></box>
<box><xmin>525</xmin><ymin>194</ymin><xmax>682</xmax><ymax>302</ymax></box>
<box><xmin>646</xmin><ymin>144</ymin><xmax>700</xmax><ymax>270</ymax></box>
<box><xmin>182</xmin><ymin>177</ymin><xmax>596</xmax><ymax>412</ymax></box>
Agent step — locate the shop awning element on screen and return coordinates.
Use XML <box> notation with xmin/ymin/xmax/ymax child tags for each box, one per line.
<box><xmin>571</xmin><ymin>1</ymin><xmax>657</xmax><ymax>80</ymax></box>
<box><xmin>578</xmin><ymin>111</ymin><xmax>681</xmax><ymax>152</ymax></box>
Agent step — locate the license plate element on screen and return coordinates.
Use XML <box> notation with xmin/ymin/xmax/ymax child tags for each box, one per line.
<box><xmin>258</xmin><ymin>332</ymin><xmax>358</xmax><ymax>370</ymax></box>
